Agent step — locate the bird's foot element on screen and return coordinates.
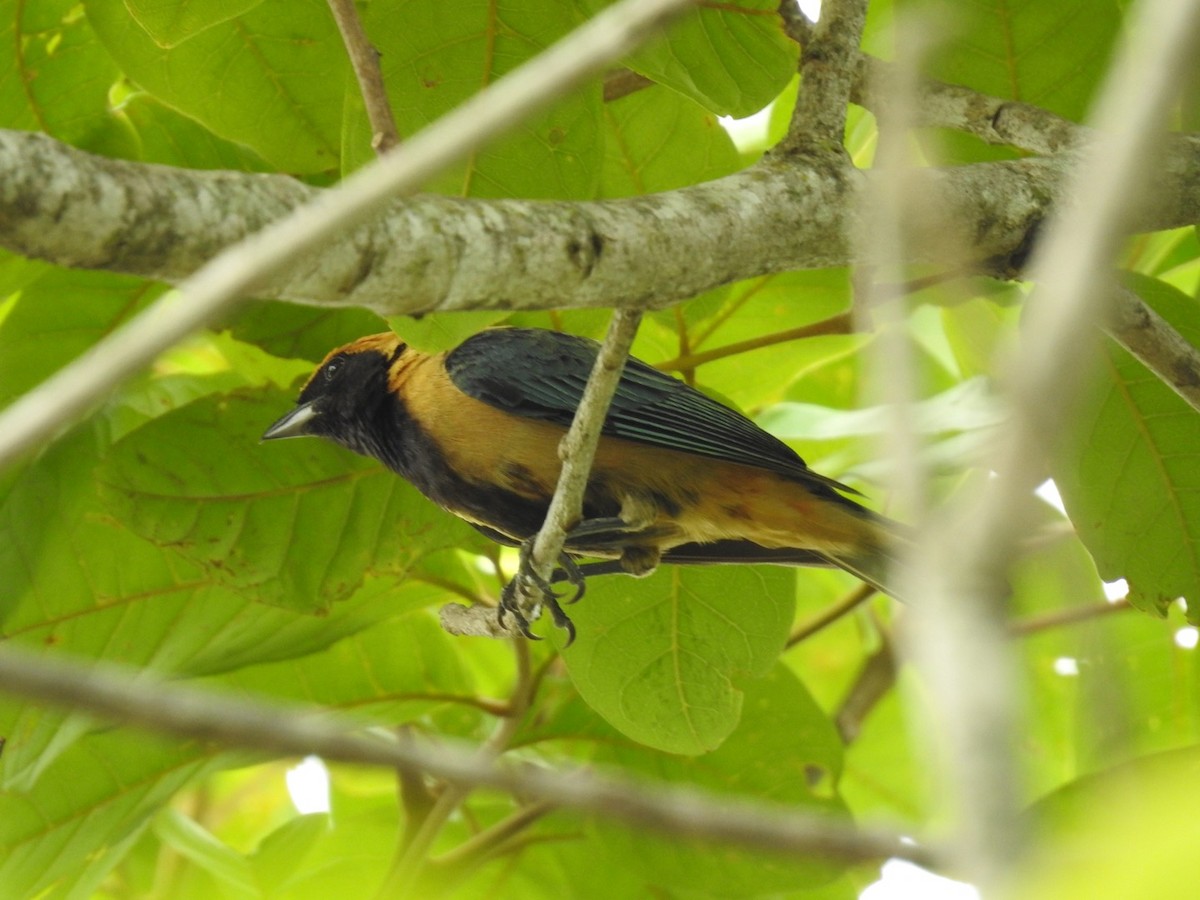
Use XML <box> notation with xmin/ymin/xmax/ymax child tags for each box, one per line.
<box><xmin>497</xmin><ymin>541</ymin><xmax>582</xmax><ymax>645</ymax></box>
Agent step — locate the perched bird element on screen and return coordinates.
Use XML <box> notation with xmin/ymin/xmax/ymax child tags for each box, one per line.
<box><xmin>263</xmin><ymin>327</ymin><xmax>904</xmax><ymax>639</ymax></box>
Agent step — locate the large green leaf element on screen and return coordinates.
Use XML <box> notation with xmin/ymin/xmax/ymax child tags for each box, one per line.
<box><xmin>1051</xmin><ymin>275</ymin><xmax>1200</xmax><ymax>619</ymax></box>
<box><xmin>96</xmin><ymin>389</ymin><xmax>477</xmax><ymax>611</ymax></box>
<box><xmin>591</xmin><ymin>664</ymin><xmax>849</xmax><ymax>894</ymax></box>
<box><xmin>344</xmin><ymin>0</ymin><xmax>602</xmax><ymax>199</ymax></box>
<box><xmin>599</xmin><ymin>85</ymin><xmax>740</xmax><ymax>197</ymax></box>
<box><xmin>559</xmin><ymin>565</ymin><xmax>795</xmax><ymax>754</ymax></box>
<box><xmin>1020</xmin><ymin>746</ymin><xmax>1200</xmax><ymax>899</ymax></box>
<box><xmin>913</xmin><ymin>0</ymin><xmax>1121</xmax><ymax>121</ymax></box>
<box><xmin>615</xmin><ymin>0</ymin><xmax>799</xmax><ymax>118</ymax></box>
<box><xmin>86</xmin><ymin>0</ymin><xmax>347</xmax><ymax>172</ymax></box>
<box><xmin>0</xmin><ymin>728</ymin><xmax>230</xmax><ymax>900</ymax></box>
<box><xmin>124</xmin><ymin>0</ymin><xmax>266</xmax><ymax>48</ymax></box>
<box><xmin>0</xmin><ymin>420</ymin><xmax>449</xmax><ymax>787</ymax></box>
<box><xmin>0</xmin><ymin>0</ymin><xmax>132</xmax><ymax>154</ymax></box>
<box><xmin>0</xmin><ymin>269</ymin><xmax>163</xmax><ymax>405</ymax></box>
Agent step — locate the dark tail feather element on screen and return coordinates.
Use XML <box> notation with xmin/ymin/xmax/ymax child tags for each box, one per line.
<box><xmin>660</xmin><ymin>541</ymin><xmax>834</xmax><ymax>568</ymax></box>
<box><xmin>556</xmin><ymin>532</ymin><xmax>911</xmax><ymax>602</ymax></box>
<box><xmin>814</xmin><ymin>546</ymin><xmax>905</xmax><ymax>601</ymax></box>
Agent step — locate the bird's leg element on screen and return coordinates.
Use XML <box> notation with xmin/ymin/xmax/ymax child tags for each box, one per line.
<box><xmin>498</xmin><ymin>540</ymin><xmax>579</xmax><ymax>645</ymax></box>
<box><xmin>501</xmin><ymin>499</ymin><xmax>663</xmax><ymax>643</ymax></box>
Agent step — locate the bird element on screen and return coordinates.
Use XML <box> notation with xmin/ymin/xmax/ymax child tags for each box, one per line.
<box><xmin>263</xmin><ymin>327</ymin><xmax>905</xmax><ymax>641</ymax></box>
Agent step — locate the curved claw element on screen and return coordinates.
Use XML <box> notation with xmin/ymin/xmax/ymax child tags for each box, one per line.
<box><xmin>496</xmin><ymin>540</ymin><xmax>585</xmax><ymax>642</ymax></box>
<box><xmin>498</xmin><ymin>579</ymin><xmax>542</xmax><ymax>640</ymax></box>
<box><xmin>556</xmin><ymin>553</ymin><xmax>588</xmax><ymax>606</ymax></box>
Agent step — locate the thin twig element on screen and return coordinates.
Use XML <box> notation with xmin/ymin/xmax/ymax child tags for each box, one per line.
<box><xmin>527</xmin><ymin>308</ymin><xmax>645</xmax><ymax>613</ymax></box>
<box><xmin>835</xmin><ymin>636</ymin><xmax>897</xmax><ymax>744</ymax></box>
<box><xmin>0</xmin><ymin>643</ymin><xmax>935</xmax><ymax>866</ymax></box>
<box><xmin>786</xmin><ymin>582</ymin><xmax>876</xmax><ymax>648</ymax></box>
<box><xmin>431</xmin><ymin>801</ymin><xmax>556</xmax><ymax>869</ymax></box>
<box><xmin>654</xmin><ymin>312</ymin><xmax>854</xmax><ymax>372</ymax></box>
<box><xmin>395</xmin><ymin>726</ymin><xmax>437</xmax><ymax>848</ymax></box>
<box><xmin>0</xmin><ymin>0</ymin><xmax>698</xmax><ymax>473</ymax></box>
<box><xmin>1008</xmin><ymin>598</ymin><xmax>1132</xmax><ymax>637</ymax></box>
<box><xmin>327</xmin><ymin>0</ymin><xmax>401</xmax><ymax>153</ymax></box>
<box><xmin>380</xmin><ymin>639</ymin><xmax>535</xmax><ymax>895</ymax></box>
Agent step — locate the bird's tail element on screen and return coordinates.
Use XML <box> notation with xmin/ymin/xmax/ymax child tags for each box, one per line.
<box><xmin>810</xmin><ymin>509</ymin><xmax>912</xmax><ymax>601</ymax></box>
<box><xmin>650</xmin><ymin>515</ymin><xmax>913</xmax><ymax>601</ymax></box>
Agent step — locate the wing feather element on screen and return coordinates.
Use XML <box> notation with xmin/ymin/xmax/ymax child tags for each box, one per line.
<box><xmin>445</xmin><ymin>328</ymin><xmax>857</xmax><ymax>500</ymax></box>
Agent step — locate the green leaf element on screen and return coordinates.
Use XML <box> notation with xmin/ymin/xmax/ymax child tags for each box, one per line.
<box><xmin>0</xmin><ymin>729</ymin><xmax>228</xmax><ymax>900</ymax></box>
<box><xmin>1020</xmin><ymin>746</ymin><xmax>1200</xmax><ymax>900</ymax></box>
<box><xmin>248</xmin><ymin>813</ymin><xmax>332</xmax><ymax>895</ymax></box>
<box><xmin>154</xmin><ymin>808</ymin><xmax>257</xmax><ymax>896</ymax></box>
<box><xmin>0</xmin><ymin>0</ymin><xmax>132</xmax><ymax>153</ymax></box>
<box><xmin>590</xmin><ymin>664</ymin><xmax>849</xmax><ymax>893</ymax></box>
<box><xmin>116</xmin><ymin>92</ymin><xmax>271</xmax><ymax>169</ymax></box>
<box><xmin>913</xmin><ymin>0</ymin><xmax>1121</xmax><ymax>122</ymax></box>
<box><xmin>559</xmin><ymin>565</ymin><xmax>795</xmax><ymax>754</ymax></box>
<box><xmin>213</xmin><ymin>611</ymin><xmax>474</xmax><ymax>726</ymax></box>
<box><xmin>124</xmin><ymin>0</ymin><xmax>267</xmax><ymax>48</ymax></box>
<box><xmin>761</xmin><ymin>376</ymin><xmax>1004</xmax><ymax>440</ymax></box>
<box><xmin>86</xmin><ymin>0</ymin><xmax>347</xmax><ymax>173</ymax></box>
<box><xmin>599</xmin><ymin>86</ymin><xmax>740</xmax><ymax>197</ymax></box>
<box><xmin>96</xmin><ymin>389</ymin><xmax>476</xmax><ymax>611</ymax></box>
<box><xmin>345</xmin><ymin>0</ymin><xmax>602</xmax><ymax>198</ymax></box>
<box><xmin>387</xmin><ymin>310</ymin><xmax>512</xmax><ymax>353</ymax></box>
<box><xmin>620</xmin><ymin>0</ymin><xmax>799</xmax><ymax>118</ymax></box>
<box><xmin>1051</xmin><ymin>275</ymin><xmax>1200</xmax><ymax>619</ymax></box>
<box><xmin>0</xmin><ymin>268</ymin><xmax>163</xmax><ymax>405</ymax></box>
<box><xmin>228</xmin><ymin>302</ymin><xmax>387</xmax><ymax>364</ymax></box>
<box><xmin>0</xmin><ymin>426</ymin><xmax>445</xmax><ymax>787</ymax></box>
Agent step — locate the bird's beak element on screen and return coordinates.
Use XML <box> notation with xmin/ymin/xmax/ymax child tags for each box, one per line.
<box><xmin>262</xmin><ymin>402</ymin><xmax>319</xmax><ymax>441</ymax></box>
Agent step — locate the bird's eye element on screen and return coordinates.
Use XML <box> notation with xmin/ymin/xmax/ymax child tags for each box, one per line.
<box><xmin>324</xmin><ymin>359</ymin><xmax>342</xmax><ymax>382</ymax></box>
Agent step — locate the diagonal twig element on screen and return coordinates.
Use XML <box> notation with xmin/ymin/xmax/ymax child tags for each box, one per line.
<box><xmin>327</xmin><ymin>0</ymin><xmax>402</xmax><ymax>153</ymax></box>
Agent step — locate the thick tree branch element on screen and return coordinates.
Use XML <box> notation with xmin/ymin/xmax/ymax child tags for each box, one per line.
<box><xmin>854</xmin><ymin>56</ymin><xmax>1085</xmax><ymax>156</ymax></box>
<box><xmin>0</xmin><ymin>643</ymin><xmax>938</xmax><ymax>868</ymax></box>
<box><xmin>3</xmin><ymin>128</ymin><xmax>1198</xmax><ymax>314</ymax></box>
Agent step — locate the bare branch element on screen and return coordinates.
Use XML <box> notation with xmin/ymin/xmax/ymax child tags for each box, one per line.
<box><xmin>327</xmin><ymin>0</ymin><xmax>402</xmax><ymax>153</ymax></box>
<box><xmin>835</xmin><ymin>638</ymin><xmax>897</xmax><ymax>744</ymax></box>
<box><xmin>786</xmin><ymin>582</ymin><xmax>876</xmax><ymax>648</ymax></box>
<box><xmin>0</xmin><ymin>643</ymin><xmax>938</xmax><ymax>867</ymax></box>
<box><xmin>854</xmin><ymin>55</ymin><xmax>1085</xmax><ymax>156</ymax></box>
<box><xmin>782</xmin><ymin>0</ymin><xmax>869</xmax><ymax>150</ymax></box>
<box><xmin>6</xmin><ymin>131</ymin><xmax>1130</xmax><ymax>307</ymax></box>
<box><xmin>0</xmin><ymin>0</ymin><xmax>698</xmax><ymax>473</ymax></box>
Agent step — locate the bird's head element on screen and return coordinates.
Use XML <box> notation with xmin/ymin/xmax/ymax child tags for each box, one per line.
<box><xmin>262</xmin><ymin>333</ymin><xmax>405</xmax><ymax>450</ymax></box>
